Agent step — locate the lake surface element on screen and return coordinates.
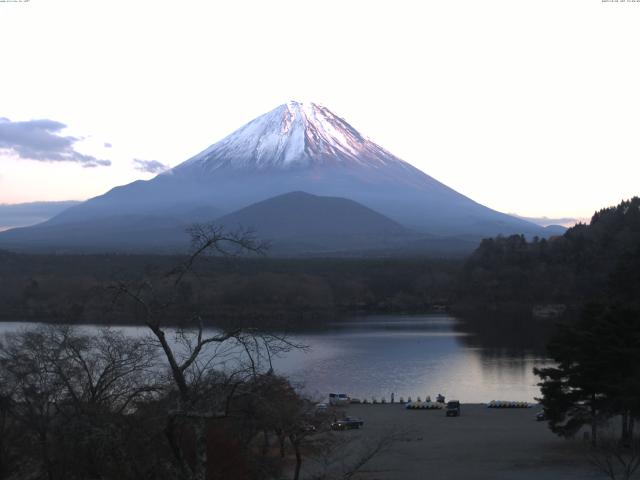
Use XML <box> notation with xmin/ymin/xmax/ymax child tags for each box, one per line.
<box><xmin>0</xmin><ymin>314</ymin><xmax>552</xmax><ymax>403</ymax></box>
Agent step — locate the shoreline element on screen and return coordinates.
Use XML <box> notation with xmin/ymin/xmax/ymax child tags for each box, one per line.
<box><xmin>305</xmin><ymin>403</ymin><xmax>601</xmax><ymax>479</ymax></box>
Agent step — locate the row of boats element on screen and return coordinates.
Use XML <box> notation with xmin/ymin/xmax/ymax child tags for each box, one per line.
<box><xmin>405</xmin><ymin>400</ymin><xmax>533</xmax><ymax>409</ymax></box>
<box><xmin>487</xmin><ymin>400</ymin><xmax>532</xmax><ymax>408</ymax></box>
<box><xmin>330</xmin><ymin>394</ymin><xmax>533</xmax><ymax>409</ymax></box>
<box><xmin>405</xmin><ymin>401</ymin><xmax>445</xmax><ymax>410</ymax></box>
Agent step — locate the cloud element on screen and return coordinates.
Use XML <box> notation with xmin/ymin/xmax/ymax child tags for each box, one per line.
<box><xmin>132</xmin><ymin>158</ymin><xmax>170</xmax><ymax>174</ymax></box>
<box><xmin>0</xmin><ymin>117</ymin><xmax>111</xmax><ymax>168</ymax></box>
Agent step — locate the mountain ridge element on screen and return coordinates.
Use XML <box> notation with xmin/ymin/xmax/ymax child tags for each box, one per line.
<box><xmin>0</xmin><ymin>101</ymin><xmax>552</xmax><ymax>252</ymax></box>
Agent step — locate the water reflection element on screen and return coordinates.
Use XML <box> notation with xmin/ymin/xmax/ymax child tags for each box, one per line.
<box><xmin>0</xmin><ymin>314</ymin><xmax>555</xmax><ymax>403</ymax></box>
<box><xmin>272</xmin><ymin>314</ymin><xmax>554</xmax><ymax>403</ymax></box>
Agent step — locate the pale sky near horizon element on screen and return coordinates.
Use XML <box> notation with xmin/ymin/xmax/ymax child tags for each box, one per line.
<box><xmin>0</xmin><ymin>0</ymin><xmax>639</xmax><ymax>220</ymax></box>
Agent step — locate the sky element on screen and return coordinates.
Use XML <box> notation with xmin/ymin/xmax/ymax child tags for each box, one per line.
<box><xmin>0</xmin><ymin>0</ymin><xmax>639</xmax><ymax>220</ymax></box>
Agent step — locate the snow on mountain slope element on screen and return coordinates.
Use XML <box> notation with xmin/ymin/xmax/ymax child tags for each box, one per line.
<box><xmin>176</xmin><ymin>101</ymin><xmax>406</xmax><ymax>172</ymax></box>
<box><xmin>165</xmin><ymin>100</ymin><xmax>458</xmax><ymax>202</ymax></box>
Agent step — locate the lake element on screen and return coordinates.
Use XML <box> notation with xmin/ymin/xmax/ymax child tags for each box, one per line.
<box><xmin>0</xmin><ymin>314</ymin><xmax>552</xmax><ymax>403</ymax></box>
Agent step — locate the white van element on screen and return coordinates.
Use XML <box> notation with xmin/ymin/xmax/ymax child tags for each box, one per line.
<box><xmin>328</xmin><ymin>393</ymin><xmax>350</xmax><ymax>406</ymax></box>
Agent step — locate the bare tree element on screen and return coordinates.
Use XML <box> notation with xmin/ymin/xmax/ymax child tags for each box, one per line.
<box><xmin>46</xmin><ymin>326</ymin><xmax>159</xmax><ymax>414</ymax></box>
<box><xmin>241</xmin><ymin>377</ymin><xmax>326</xmax><ymax>480</ymax></box>
<box><xmin>0</xmin><ymin>327</ymin><xmax>69</xmax><ymax>480</ymax></box>
<box><xmin>0</xmin><ymin>325</ymin><xmax>160</xmax><ymax>480</ymax></box>
<box><xmin>112</xmin><ymin>223</ymin><xmax>305</xmax><ymax>480</ymax></box>
<box><xmin>589</xmin><ymin>436</ymin><xmax>640</xmax><ymax>480</ymax></box>
<box><xmin>0</xmin><ymin>361</ymin><xmax>17</xmax><ymax>480</ymax></box>
<box><xmin>0</xmin><ymin>224</ymin><xmax>313</xmax><ymax>480</ymax></box>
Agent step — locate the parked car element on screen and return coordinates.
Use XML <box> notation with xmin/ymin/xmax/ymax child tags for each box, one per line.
<box><xmin>315</xmin><ymin>402</ymin><xmax>329</xmax><ymax>411</ymax></box>
<box><xmin>329</xmin><ymin>393</ymin><xmax>350</xmax><ymax>406</ymax></box>
<box><xmin>536</xmin><ymin>411</ymin><xmax>546</xmax><ymax>421</ymax></box>
<box><xmin>330</xmin><ymin>416</ymin><xmax>364</xmax><ymax>430</ymax></box>
<box><xmin>446</xmin><ymin>400</ymin><xmax>461</xmax><ymax>417</ymax></box>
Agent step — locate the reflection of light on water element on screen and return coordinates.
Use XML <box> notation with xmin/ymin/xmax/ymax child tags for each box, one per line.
<box><xmin>272</xmin><ymin>315</ymin><xmax>552</xmax><ymax>402</ymax></box>
<box><xmin>0</xmin><ymin>314</ymin><xmax>553</xmax><ymax>403</ymax></box>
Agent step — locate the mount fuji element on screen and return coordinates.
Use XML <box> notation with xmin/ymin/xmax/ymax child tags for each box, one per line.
<box><xmin>0</xmin><ymin>101</ymin><xmax>554</xmax><ymax>253</ymax></box>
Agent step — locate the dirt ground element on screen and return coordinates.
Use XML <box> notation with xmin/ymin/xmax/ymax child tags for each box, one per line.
<box><xmin>300</xmin><ymin>403</ymin><xmax>606</xmax><ymax>480</ymax></box>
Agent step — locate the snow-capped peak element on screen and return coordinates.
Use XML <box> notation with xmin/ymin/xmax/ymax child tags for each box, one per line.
<box><xmin>174</xmin><ymin>101</ymin><xmax>405</xmax><ymax>173</ymax></box>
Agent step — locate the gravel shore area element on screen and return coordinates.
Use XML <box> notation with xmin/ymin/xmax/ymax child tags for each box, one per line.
<box><xmin>304</xmin><ymin>403</ymin><xmax>604</xmax><ymax>480</ymax></box>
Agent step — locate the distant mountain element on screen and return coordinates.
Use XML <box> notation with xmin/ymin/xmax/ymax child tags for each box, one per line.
<box><xmin>542</xmin><ymin>225</ymin><xmax>568</xmax><ymax>236</ymax></box>
<box><xmin>0</xmin><ymin>191</ymin><xmax>478</xmax><ymax>256</ymax></box>
<box><xmin>0</xmin><ymin>202</ymin><xmax>222</xmax><ymax>253</ymax></box>
<box><xmin>0</xmin><ymin>201</ymin><xmax>80</xmax><ymax>231</ymax></box>
<box><xmin>0</xmin><ymin>214</ymin><xmax>192</xmax><ymax>253</ymax></box>
<box><xmin>510</xmin><ymin>213</ymin><xmax>578</xmax><ymax>228</ymax></box>
<box><xmin>0</xmin><ymin>101</ymin><xmax>550</xmax><ymax>253</ymax></box>
<box><xmin>216</xmin><ymin>191</ymin><xmax>415</xmax><ymax>253</ymax></box>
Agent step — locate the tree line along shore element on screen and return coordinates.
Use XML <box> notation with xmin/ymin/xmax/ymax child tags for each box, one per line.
<box><xmin>0</xmin><ymin>197</ymin><xmax>638</xmax><ymax>480</ymax></box>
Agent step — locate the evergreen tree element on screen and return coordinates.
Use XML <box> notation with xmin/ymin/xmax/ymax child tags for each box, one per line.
<box><xmin>535</xmin><ymin>303</ymin><xmax>640</xmax><ymax>444</ymax></box>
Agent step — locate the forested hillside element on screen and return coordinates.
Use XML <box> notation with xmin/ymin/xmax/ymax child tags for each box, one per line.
<box><xmin>0</xmin><ymin>253</ymin><xmax>459</xmax><ymax>325</ymax></box>
<box><xmin>457</xmin><ymin>197</ymin><xmax>640</xmax><ymax>310</ymax></box>
<box><xmin>2</xmin><ymin>198</ymin><xmax>638</xmax><ymax>325</ymax></box>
